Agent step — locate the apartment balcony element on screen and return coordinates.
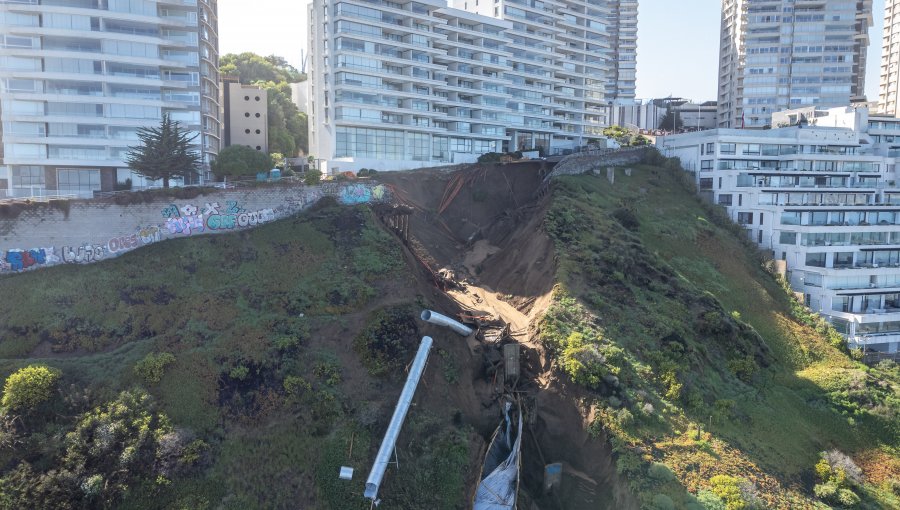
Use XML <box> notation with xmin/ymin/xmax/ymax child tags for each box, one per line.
<box><xmin>849</xmin><ymin>332</ymin><xmax>900</xmax><ymax>347</ymax></box>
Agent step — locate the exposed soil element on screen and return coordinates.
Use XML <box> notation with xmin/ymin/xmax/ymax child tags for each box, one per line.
<box><xmin>377</xmin><ymin>163</ymin><xmax>638</xmax><ymax>509</ymax></box>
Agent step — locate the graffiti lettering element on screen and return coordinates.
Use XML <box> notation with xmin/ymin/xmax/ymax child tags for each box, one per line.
<box><xmin>166</xmin><ymin>215</ymin><xmax>205</xmax><ymax>236</ymax></box>
<box><xmin>225</xmin><ymin>201</ymin><xmax>243</xmax><ymax>214</ymax></box>
<box><xmin>138</xmin><ymin>226</ymin><xmax>161</xmax><ymax>245</ymax></box>
<box><xmin>4</xmin><ymin>248</ymin><xmax>48</xmax><ymax>271</ymax></box>
<box><xmin>108</xmin><ymin>234</ymin><xmax>139</xmax><ymax>253</ymax></box>
<box><xmin>62</xmin><ymin>245</ymin><xmax>104</xmax><ymax>264</ymax></box>
<box><xmin>206</xmin><ymin>214</ymin><xmax>236</xmax><ymax>230</ymax></box>
<box><xmin>203</xmin><ymin>202</ymin><xmax>221</xmax><ymax>215</ymax></box>
<box><xmin>161</xmin><ymin>204</ymin><xmax>180</xmax><ymax>218</ymax></box>
<box><xmin>339</xmin><ymin>184</ymin><xmax>373</xmax><ymax>205</ymax></box>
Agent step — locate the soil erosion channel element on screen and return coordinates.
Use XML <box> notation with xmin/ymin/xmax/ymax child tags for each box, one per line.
<box><xmin>378</xmin><ymin>163</ymin><xmax>637</xmax><ymax>510</ymax></box>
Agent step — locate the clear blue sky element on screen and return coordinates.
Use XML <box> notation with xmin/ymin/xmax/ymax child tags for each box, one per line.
<box><xmin>219</xmin><ymin>0</ymin><xmax>886</xmax><ymax>102</ymax></box>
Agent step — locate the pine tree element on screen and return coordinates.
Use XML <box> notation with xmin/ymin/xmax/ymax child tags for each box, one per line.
<box><xmin>125</xmin><ymin>115</ymin><xmax>201</xmax><ymax>188</ymax></box>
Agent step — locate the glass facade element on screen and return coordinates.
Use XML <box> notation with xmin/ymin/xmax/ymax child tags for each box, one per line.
<box><xmin>0</xmin><ymin>0</ymin><xmax>220</xmax><ymax>197</ymax></box>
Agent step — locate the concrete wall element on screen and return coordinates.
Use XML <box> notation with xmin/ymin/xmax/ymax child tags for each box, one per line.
<box><xmin>0</xmin><ymin>181</ymin><xmax>389</xmax><ymax>274</ymax></box>
<box><xmin>549</xmin><ymin>147</ymin><xmax>651</xmax><ymax>179</ymax></box>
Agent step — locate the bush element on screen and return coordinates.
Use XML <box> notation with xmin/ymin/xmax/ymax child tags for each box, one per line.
<box><xmin>652</xmin><ymin>494</ymin><xmax>675</xmax><ymax>510</ymax></box>
<box><xmin>837</xmin><ymin>488</ymin><xmax>860</xmax><ymax>507</ymax></box>
<box><xmin>304</xmin><ymin>170</ymin><xmax>322</xmax><ymax>185</ymax></box>
<box><xmin>212</xmin><ymin>145</ymin><xmax>273</xmax><ymax>178</ymax></box>
<box><xmin>1</xmin><ymin>365</ymin><xmax>61</xmax><ymax>411</ymax></box>
<box><xmin>709</xmin><ymin>475</ymin><xmax>748</xmax><ymax>510</ymax></box>
<box><xmin>648</xmin><ymin>463</ymin><xmax>676</xmax><ymax>483</ymax></box>
<box><xmin>133</xmin><ymin>352</ymin><xmax>176</xmax><ymax>385</ymax></box>
<box><xmin>696</xmin><ymin>490</ymin><xmax>727</xmax><ymax>510</ymax></box>
<box><xmin>612</xmin><ymin>207</ymin><xmax>640</xmax><ymax>230</ymax></box>
<box><xmin>477</xmin><ymin>152</ymin><xmax>503</xmax><ymax>164</ymax></box>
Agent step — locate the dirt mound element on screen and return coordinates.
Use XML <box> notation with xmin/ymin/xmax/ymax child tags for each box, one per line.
<box><xmin>378</xmin><ymin>163</ymin><xmax>637</xmax><ymax>509</ymax></box>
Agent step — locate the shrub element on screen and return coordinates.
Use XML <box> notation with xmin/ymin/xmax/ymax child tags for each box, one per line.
<box><xmin>837</xmin><ymin>488</ymin><xmax>860</xmax><ymax>507</ymax></box>
<box><xmin>616</xmin><ymin>408</ymin><xmax>635</xmax><ymax>427</ymax></box>
<box><xmin>1</xmin><ymin>365</ymin><xmax>61</xmax><ymax>411</ymax></box>
<box><xmin>652</xmin><ymin>494</ymin><xmax>675</xmax><ymax>510</ymax></box>
<box><xmin>283</xmin><ymin>376</ymin><xmax>311</xmax><ymax>397</ymax></box>
<box><xmin>709</xmin><ymin>475</ymin><xmax>748</xmax><ymax>510</ymax></box>
<box><xmin>229</xmin><ymin>364</ymin><xmax>250</xmax><ymax>381</ymax></box>
<box><xmin>477</xmin><ymin>152</ymin><xmax>503</xmax><ymax>164</ymax></box>
<box><xmin>813</xmin><ymin>482</ymin><xmax>838</xmax><ymax>501</ymax></box>
<box><xmin>304</xmin><ymin>170</ymin><xmax>322</xmax><ymax>185</ymax></box>
<box><xmin>612</xmin><ymin>207</ymin><xmax>640</xmax><ymax>230</ymax></box>
<box><xmin>648</xmin><ymin>463</ymin><xmax>676</xmax><ymax>483</ymax></box>
<box><xmin>696</xmin><ymin>490</ymin><xmax>727</xmax><ymax>510</ymax></box>
<box><xmin>133</xmin><ymin>352</ymin><xmax>176</xmax><ymax>385</ymax></box>
<box><xmin>354</xmin><ymin>305</ymin><xmax>418</xmax><ymax>377</ymax></box>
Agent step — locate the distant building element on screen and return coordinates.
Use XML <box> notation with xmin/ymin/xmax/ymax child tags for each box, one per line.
<box><xmin>880</xmin><ymin>0</ymin><xmax>900</xmax><ymax>117</ymax></box>
<box><xmin>717</xmin><ymin>0</ymin><xmax>873</xmax><ymax>129</ymax></box>
<box><xmin>290</xmin><ymin>82</ymin><xmax>308</xmax><ymax>115</ymax></box>
<box><xmin>307</xmin><ymin>0</ymin><xmax>639</xmax><ymax>173</ymax></box>
<box><xmin>660</xmin><ymin>106</ymin><xmax>900</xmax><ymax>357</ymax></box>
<box><xmin>610</xmin><ymin>100</ymin><xmax>665</xmax><ymax>132</ymax></box>
<box><xmin>222</xmin><ymin>80</ymin><xmax>268</xmax><ymax>153</ymax></box>
<box><xmin>0</xmin><ymin>0</ymin><xmax>221</xmax><ymax>198</ymax></box>
<box><xmin>673</xmin><ymin>101</ymin><xmax>718</xmax><ymax>132</ymax></box>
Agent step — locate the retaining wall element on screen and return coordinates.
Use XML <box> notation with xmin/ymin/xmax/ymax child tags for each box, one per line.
<box><xmin>548</xmin><ymin>147</ymin><xmax>651</xmax><ymax>179</ymax></box>
<box><xmin>0</xmin><ymin>181</ymin><xmax>389</xmax><ymax>275</ymax></box>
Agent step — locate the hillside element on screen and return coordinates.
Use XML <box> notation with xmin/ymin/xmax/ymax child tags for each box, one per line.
<box><xmin>0</xmin><ymin>157</ymin><xmax>898</xmax><ymax>510</ymax></box>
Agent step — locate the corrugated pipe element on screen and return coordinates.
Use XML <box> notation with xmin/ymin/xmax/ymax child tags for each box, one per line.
<box><xmin>364</xmin><ymin>336</ymin><xmax>434</xmax><ymax>502</ymax></box>
<box><xmin>420</xmin><ymin>310</ymin><xmax>473</xmax><ymax>337</ymax></box>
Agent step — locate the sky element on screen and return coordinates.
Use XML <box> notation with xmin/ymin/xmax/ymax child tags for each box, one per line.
<box><xmin>219</xmin><ymin>0</ymin><xmax>886</xmax><ymax>102</ymax></box>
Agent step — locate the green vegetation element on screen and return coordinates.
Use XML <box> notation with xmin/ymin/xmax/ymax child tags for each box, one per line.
<box><xmin>0</xmin><ymin>202</ymin><xmax>472</xmax><ymax>508</ymax></box>
<box><xmin>134</xmin><ymin>352</ymin><xmax>176</xmax><ymax>385</ymax></box>
<box><xmin>125</xmin><ymin>114</ymin><xmax>201</xmax><ymax>188</ymax></box>
<box><xmin>542</xmin><ymin>162</ymin><xmax>900</xmax><ymax>508</ymax></box>
<box><xmin>212</xmin><ymin>145</ymin><xmax>273</xmax><ymax>178</ymax></box>
<box><xmin>1</xmin><ymin>365</ymin><xmax>60</xmax><ymax>411</ymax></box>
<box><xmin>220</xmin><ymin>53</ymin><xmax>308</xmax><ymax>156</ymax></box>
<box><xmin>602</xmin><ymin>126</ymin><xmax>651</xmax><ymax>147</ymax></box>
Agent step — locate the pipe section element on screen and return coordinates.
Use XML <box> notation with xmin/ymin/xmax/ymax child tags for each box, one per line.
<box><xmin>364</xmin><ymin>336</ymin><xmax>434</xmax><ymax>501</ymax></box>
<box><xmin>421</xmin><ymin>310</ymin><xmax>473</xmax><ymax>337</ymax></box>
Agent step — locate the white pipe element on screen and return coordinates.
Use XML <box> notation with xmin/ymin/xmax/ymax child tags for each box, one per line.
<box><xmin>364</xmin><ymin>336</ymin><xmax>434</xmax><ymax>501</ymax></box>
<box><xmin>420</xmin><ymin>310</ymin><xmax>473</xmax><ymax>336</ymax></box>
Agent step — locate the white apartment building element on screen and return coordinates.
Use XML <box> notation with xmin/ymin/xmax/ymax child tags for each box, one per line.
<box><xmin>880</xmin><ymin>0</ymin><xmax>900</xmax><ymax>116</ymax></box>
<box><xmin>0</xmin><ymin>0</ymin><xmax>220</xmax><ymax>198</ymax></box>
<box><xmin>307</xmin><ymin>0</ymin><xmax>638</xmax><ymax>173</ymax></box>
<box><xmin>717</xmin><ymin>0</ymin><xmax>873</xmax><ymax>129</ymax></box>
<box><xmin>660</xmin><ymin>107</ymin><xmax>900</xmax><ymax>356</ymax></box>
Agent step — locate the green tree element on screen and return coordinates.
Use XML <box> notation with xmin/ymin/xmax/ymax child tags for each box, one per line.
<box><xmin>220</xmin><ymin>53</ymin><xmax>309</xmax><ymax>155</ymax></box>
<box><xmin>603</xmin><ymin>125</ymin><xmax>633</xmax><ymax>146</ymax></box>
<box><xmin>220</xmin><ymin>52</ymin><xmax>304</xmax><ymax>84</ymax></box>
<box><xmin>659</xmin><ymin>110</ymin><xmax>684</xmax><ymax>131</ymax></box>
<box><xmin>125</xmin><ymin>115</ymin><xmax>200</xmax><ymax>188</ymax></box>
<box><xmin>212</xmin><ymin>145</ymin><xmax>273</xmax><ymax>178</ymax></box>
<box><xmin>1</xmin><ymin>365</ymin><xmax>60</xmax><ymax>411</ymax></box>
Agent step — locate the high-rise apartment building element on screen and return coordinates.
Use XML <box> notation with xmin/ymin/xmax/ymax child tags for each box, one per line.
<box><xmin>222</xmin><ymin>79</ymin><xmax>268</xmax><ymax>153</ymax></box>
<box><xmin>880</xmin><ymin>0</ymin><xmax>900</xmax><ymax>116</ymax></box>
<box><xmin>307</xmin><ymin>0</ymin><xmax>637</xmax><ymax>173</ymax></box>
<box><xmin>661</xmin><ymin>106</ymin><xmax>900</xmax><ymax>358</ymax></box>
<box><xmin>0</xmin><ymin>0</ymin><xmax>220</xmax><ymax>199</ymax></box>
<box><xmin>717</xmin><ymin>0</ymin><xmax>873</xmax><ymax>129</ymax></box>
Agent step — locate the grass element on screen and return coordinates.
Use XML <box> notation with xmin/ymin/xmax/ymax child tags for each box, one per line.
<box><xmin>542</xmin><ymin>165</ymin><xmax>900</xmax><ymax>509</ymax></box>
<box><xmin>0</xmin><ymin>200</ymin><xmax>472</xmax><ymax>509</ymax></box>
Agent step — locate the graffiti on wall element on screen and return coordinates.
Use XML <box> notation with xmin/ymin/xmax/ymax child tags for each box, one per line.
<box><xmin>161</xmin><ymin>200</ymin><xmax>277</xmax><ymax>236</ymax></box>
<box><xmin>0</xmin><ymin>183</ymin><xmax>390</xmax><ymax>274</ymax></box>
<box><xmin>3</xmin><ymin>248</ymin><xmax>57</xmax><ymax>272</ymax></box>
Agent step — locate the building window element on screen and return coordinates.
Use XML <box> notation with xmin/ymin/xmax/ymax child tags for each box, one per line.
<box><xmin>779</xmin><ymin>231</ymin><xmax>796</xmax><ymax>245</ymax></box>
<box><xmin>717</xmin><ymin>194</ymin><xmax>732</xmax><ymax>206</ymax></box>
<box><xmin>57</xmin><ymin>168</ymin><xmax>100</xmax><ymax>193</ymax></box>
<box><xmin>699</xmin><ymin>178</ymin><xmax>713</xmax><ymax>190</ymax></box>
<box><xmin>700</xmin><ymin>160</ymin><xmax>713</xmax><ymax>171</ymax></box>
<box><xmin>737</xmin><ymin>212</ymin><xmax>753</xmax><ymax>225</ymax></box>
<box><xmin>720</xmin><ymin>143</ymin><xmax>736</xmax><ymax>155</ymax></box>
<box><xmin>805</xmin><ymin>252</ymin><xmax>826</xmax><ymax>268</ymax></box>
<box><xmin>11</xmin><ymin>166</ymin><xmax>44</xmax><ymax>188</ymax></box>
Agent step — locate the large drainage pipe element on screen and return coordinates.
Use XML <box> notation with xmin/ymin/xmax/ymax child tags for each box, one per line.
<box><xmin>421</xmin><ymin>310</ymin><xmax>473</xmax><ymax>337</ymax></box>
<box><xmin>364</xmin><ymin>336</ymin><xmax>434</xmax><ymax>502</ymax></box>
